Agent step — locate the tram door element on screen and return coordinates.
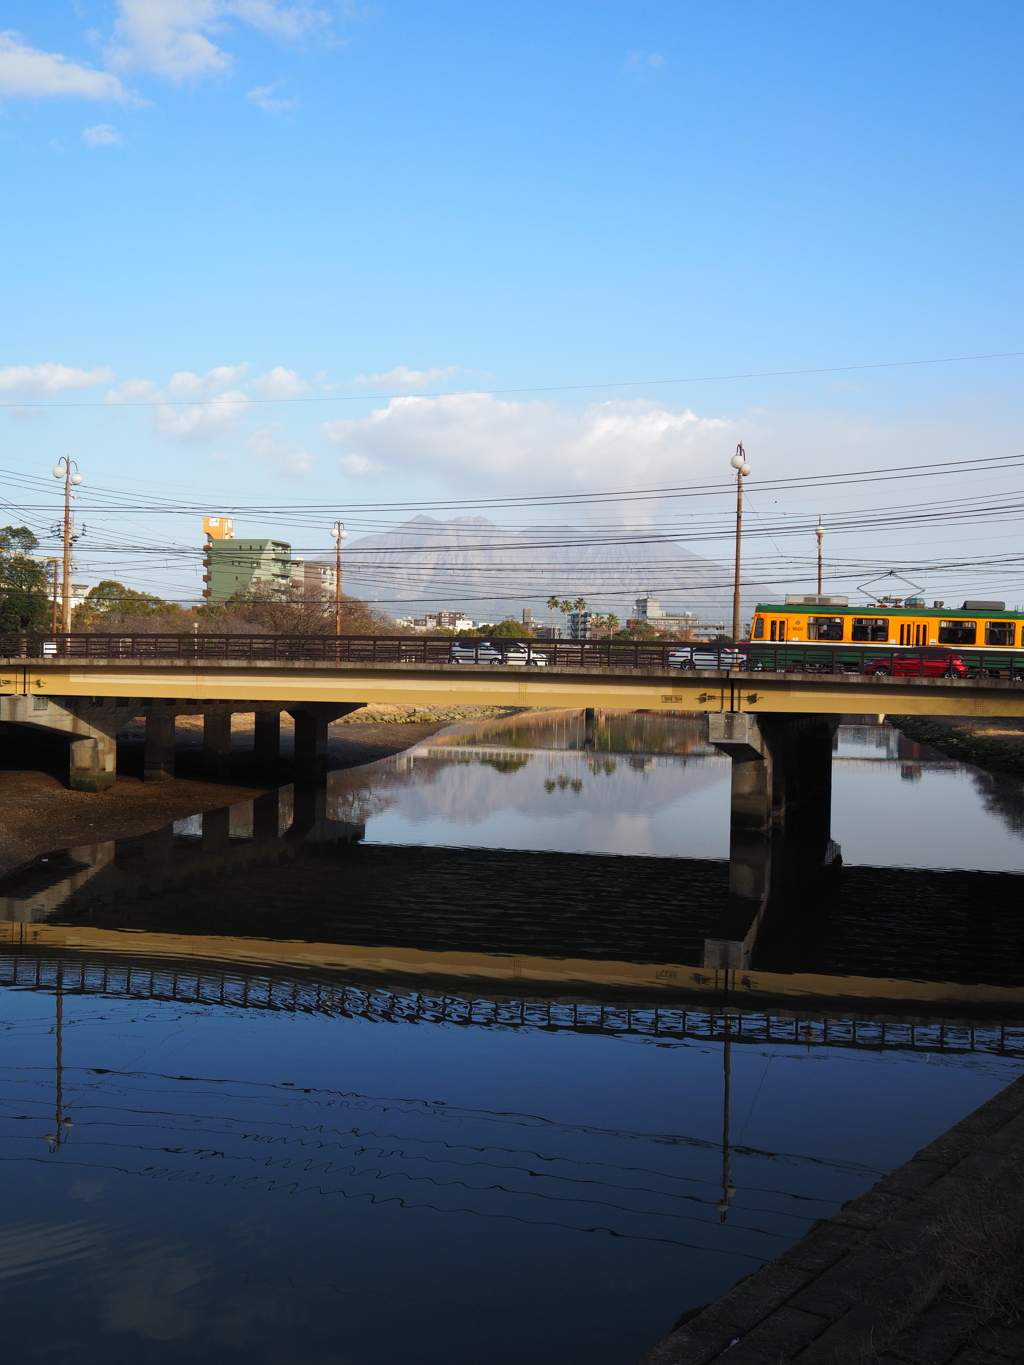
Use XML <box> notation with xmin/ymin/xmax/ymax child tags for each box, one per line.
<box><xmin>769</xmin><ymin>620</ymin><xmax>787</xmax><ymax>642</ymax></box>
<box><xmin>899</xmin><ymin>623</ymin><xmax>926</xmax><ymax>646</ymax></box>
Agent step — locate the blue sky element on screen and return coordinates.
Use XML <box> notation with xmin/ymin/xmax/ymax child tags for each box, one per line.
<box><xmin>2</xmin><ymin>2</ymin><xmax>1024</xmax><ymax>608</ymax></box>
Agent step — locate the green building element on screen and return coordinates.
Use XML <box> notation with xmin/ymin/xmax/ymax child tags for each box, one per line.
<box><xmin>202</xmin><ymin>538</ymin><xmax>292</xmax><ymax>602</ymax></box>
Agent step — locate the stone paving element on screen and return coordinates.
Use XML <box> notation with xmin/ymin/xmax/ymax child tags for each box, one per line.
<box><xmin>641</xmin><ymin>1074</ymin><xmax>1024</xmax><ymax>1365</ymax></box>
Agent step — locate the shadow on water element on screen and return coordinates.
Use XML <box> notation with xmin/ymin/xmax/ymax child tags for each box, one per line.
<box><xmin>3</xmin><ymin>714</ymin><xmax>1024</xmax><ymax>1365</ymax></box>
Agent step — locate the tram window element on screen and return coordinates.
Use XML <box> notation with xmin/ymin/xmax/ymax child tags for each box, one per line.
<box><xmin>986</xmin><ymin>621</ymin><xmax>1015</xmax><ymax>646</ymax></box>
<box><xmin>753</xmin><ymin>618</ymin><xmax>764</xmax><ymax>639</ymax></box>
<box><xmin>938</xmin><ymin>620</ymin><xmax>976</xmax><ymax>645</ymax></box>
<box><xmin>807</xmin><ymin>616</ymin><xmax>844</xmax><ymax>641</ymax></box>
<box><xmin>851</xmin><ymin>618</ymin><xmax>889</xmax><ymax>642</ymax></box>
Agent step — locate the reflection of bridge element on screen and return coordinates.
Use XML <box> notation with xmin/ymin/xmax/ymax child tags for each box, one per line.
<box><xmin>3</xmin><ymin>949</ymin><xmax>1023</xmax><ymax>1057</ymax></box>
<box><xmin>2</xmin><ymin>783</ymin><xmax>1023</xmax><ymax>1022</ymax></box>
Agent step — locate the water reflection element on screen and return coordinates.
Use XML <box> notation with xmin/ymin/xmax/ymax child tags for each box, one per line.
<box><xmin>2</xmin><ymin>713</ymin><xmax>1024</xmax><ymax>1364</ymax></box>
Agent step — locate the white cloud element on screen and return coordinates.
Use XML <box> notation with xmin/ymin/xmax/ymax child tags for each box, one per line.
<box><xmin>105</xmin><ymin>378</ymin><xmax>157</xmax><ymax>403</ymax></box>
<box><xmin>247</xmin><ymin>82</ymin><xmax>297</xmax><ymax>112</ymax></box>
<box><xmin>156</xmin><ymin>389</ymin><xmax>250</xmax><ymax>440</ymax></box>
<box><xmin>83</xmin><ymin>123</ymin><xmax>122</xmax><ymax>146</ymax></box>
<box><xmin>107</xmin><ymin>1</ymin><xmax>334</xmax><ymax>83</ymax></box>
<box><xmin>352</xmin><ymin>365</ymin><xmax>464</xmax><ymax>390</ymax></box>
<box><xmin>166</xmin><ymin>364</ymin><xmax>248</xmax><ymax>397</ymax></box>
<box><xmin>338</xmin><ymin>453</ymin><xmax>379</xmax><ymax>477</ymax></box>
<box><xmin>624</xmin><ymin>50</ymin><xmax>667</xmax><ymax>78</ymax></box>
<box><xmin>105</xmin><ymin>366</ymin><xmax>250</xmax><ymax>440</ymax></box>
<box><xmin>253</xmin><ymin>366</ymin><xmax>310</xmax><ymax>399</ymax></box>
<box><xmin>247</xmin><ymin>425</ymin><xmax>314</xmax><ymax>476</ymax></box>
<box><xmin>0</xmin><ymin>31</ymin><xmax>131</xmax><ymax>102</ymax></box>
<box><xmin>322</xmin><ymin>394</ymin><xmax>730</xmax><ymax>492</ymax></box>
<box><xmin>0</xmin><ymin>362</ymin><xmax>114</xmax><ymax>393</ymax></box>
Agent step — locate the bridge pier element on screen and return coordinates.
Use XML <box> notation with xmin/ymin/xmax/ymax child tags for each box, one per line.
<box><xmin>705</xmin><ymin>712</ymin><xmax>840</xmax><ymax>968</ymax></box>
<box><xmin>287</xmin><ymin>704</ymin><xmax>364</xmax><ymax>778</ymax></box>
<box><xmin>203</xmin><ymin>714</ymin><xmax>232</xmax><ymax>779</ymax></box>
<box><xmin>69</xmin><ymin>732</ymin><xmax>118</xmax><ymax>793</ymax></box>
<box><xmin>253</xmin><ymin>711</ymin><xmax>281</xmax><ymax>770</ymax></box>
<box><xmin>144</xmin><ymin>714</ymin><xmax>175</xmax><ymax>783</ymax></box>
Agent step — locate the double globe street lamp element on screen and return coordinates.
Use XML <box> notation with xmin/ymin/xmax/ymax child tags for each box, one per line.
<box><xmin>730</xmin><ymin>444</ymin><xmax>751</xmax><ymax>645</ymax></box>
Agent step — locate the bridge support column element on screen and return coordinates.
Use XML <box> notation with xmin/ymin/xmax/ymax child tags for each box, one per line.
<box><xmin>202</xmin><ymin>806</ymin><xmax>231</xmax><ymax>853</ymax></box>
<box><xmin>203</xmin><ymin>714</ymin><xmax>232</xmax><ymax>780</ymax></box>
<box><xmin>287</xmin><ymin>704</ymin><xmax>363</xmax><ymax>779</ymax></box>
<box><xmin>254</xmin><ymin>711</ymin><xmax>281</xmax><ymax>770</ymax></box>
<box><xmin>705</xmin><ymin>712</ymin><xmax>840</xmax><ymax>968</ymax></box>
<box><xmin>69</xmin><ymin>732</ymin><xmax>117</xmax><ymax>793</ymax></box>
<box><xmin>144</xmin><ymin>714</ymin><xmax>175</xmax><ymax>783</ymax></box>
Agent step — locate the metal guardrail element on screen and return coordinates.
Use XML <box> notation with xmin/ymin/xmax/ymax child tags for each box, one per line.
<box><xmin>3</xmin><ymin>633</ymin><xmax>1024</xmax><ymax>678</ymax></box>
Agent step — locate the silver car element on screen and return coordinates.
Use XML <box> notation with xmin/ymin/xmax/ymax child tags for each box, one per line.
<box><xmin>449</xmin><ymin>640</ymin><xmax>548</xmax><ymax>666</ymax></box>
<box><xmin>667</xmin><ymin>646</ymin><xmax>746</xmax><ymax>670</ymax></box>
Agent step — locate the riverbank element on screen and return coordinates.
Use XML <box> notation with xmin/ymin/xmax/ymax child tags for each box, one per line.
<box><xmin>889</xmin><ymin>715</ymin><xmax>1024</xmax><ymax>778</ymax></box>
<box><xmin>0</xmin><ymin>717</ymin><xmax>456</xmax><ymax>876</ymax></box>
<box><xmin>642</xmin><ymin>1074</ymin><xmax>1024</xmax><ymax>1365</ymax></box>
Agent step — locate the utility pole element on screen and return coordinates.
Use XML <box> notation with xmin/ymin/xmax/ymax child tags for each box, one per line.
<box><xmin>729</xmin><ymin>444</ymin><xmax>752</xmax><ymax>643</ymax></box>
<box><xmin>49</xmin><ymin>559</ymin><xmax>59</xmax><ymax>635</ymax></box>
<box><xmin>330</xmin><ymin>520</ymin><xmax>348</xmax><ymax>635</ymax></box>
<box><xmin>816</xmin><ymin>517</ymin><xmax>824</xmax><ymax>596</ymax></box>
<box><xmin>52</xmin><ymin>457</ymin><xmax>82</xmax><ymax>633</ymax></box>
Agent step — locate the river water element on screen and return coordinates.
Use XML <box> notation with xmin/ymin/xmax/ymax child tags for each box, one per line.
<box><xmin>2</xmin><ymin>712</ymin><xmax>1023</xmax><ymax>1364</ymax></box>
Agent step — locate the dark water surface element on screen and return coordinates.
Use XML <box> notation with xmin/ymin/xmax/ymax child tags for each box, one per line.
<box><xmin>2</xmin><ymin>714</ymin><xmax>1023</xmax><ymax>1364</ymax></box>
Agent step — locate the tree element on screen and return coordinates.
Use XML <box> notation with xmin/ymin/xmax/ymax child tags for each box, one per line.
<box><xmin>76</xmin><ymin>580</ymin><xmax>179</xmax><ymax>625</ymax></box>
<box><xmin>488</xmin><ymin>618</ymin><xmax>534</xmax><ymax>638</ymax></box>
<box><xmin>0</xmin><ymin>526</ymin><xmax>50</xmax><ymax>633</ymax></box>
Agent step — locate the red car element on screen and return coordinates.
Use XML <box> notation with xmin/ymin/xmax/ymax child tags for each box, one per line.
<box><xmin>861</xmin><ymin>647</ymin><xmax>968</xmax><ymax>678</ymax></box>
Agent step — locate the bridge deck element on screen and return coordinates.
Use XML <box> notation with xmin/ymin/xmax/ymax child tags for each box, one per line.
<box><xmin>5</xmin><ymin>657</ymin><xmax>1024</xmax><ymax>715</ymax></box>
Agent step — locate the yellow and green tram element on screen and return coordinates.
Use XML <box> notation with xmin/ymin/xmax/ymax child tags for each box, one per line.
<box><xmin>747</xmin><ymin>598</ymin><xmax>1024</xmax><ymax>675</ymax></box>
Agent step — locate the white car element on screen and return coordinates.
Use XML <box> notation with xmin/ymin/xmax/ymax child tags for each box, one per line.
<box><xmin>667</xmin><ymin>646</ymin><xmax>746</xmax><ymax>670</ymax></box>
<box><xmin>448</xmin><ymin>640</ymin><xmax>548</xmax><ymax>666</ymax></box>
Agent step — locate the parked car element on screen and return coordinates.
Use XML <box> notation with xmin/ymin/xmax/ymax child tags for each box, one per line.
<box><xmin>448</xmin><ymin>640</ymin><xmax>548</xmax><ymax>666</ymax></box>
<box><xmin>860</xmin><ymin>647</ymin><xmax>967</xmax><ymax>678</ymax></box>
<box><xmin>667</xmin><ymin>646</ymin><xmax>747</xmax><ymax>670</ymax></box>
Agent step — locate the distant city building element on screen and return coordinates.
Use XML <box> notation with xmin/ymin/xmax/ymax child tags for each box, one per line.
<box><xmin>48</xmin><ymin>581</ymin><xmax>90</xmax><ymax>614</ymax></box>
<box><xmin>408</xmin><ymin>611</ymin><xmax>477</xmax><ymax>632</ymax></box>
<box><xmin>628</xmin><ymin>593</ymin><xmax>731</xmax><ymax>639</ymax></box>
<box><xmin>202</xmin><ymin>537</ymin><xmax>292</xmax><ymax>602</ymax></box>
<box><xmin>290</xmin><ymin>559</ymin><xmax>338</xmax><ymax>602</ymax></box>
<box><xmin>567</xmin><ymin>610</ymin><xmax>593</xmax><ymax>640</ymax></box>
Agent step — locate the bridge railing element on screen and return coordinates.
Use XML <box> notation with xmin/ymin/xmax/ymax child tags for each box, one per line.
<box><xmin>2</xmin><ymin>633</ymin><xmax>1024</xmax><ymax>678</ymax></box>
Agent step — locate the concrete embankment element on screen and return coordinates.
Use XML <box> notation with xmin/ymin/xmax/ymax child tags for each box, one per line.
<box><xmin>889</xmin><ymin>715</ymin><xmax>1024</xmax><ymax>778</ymax></box>
<box><xmin>641</xmin><ymin>1075</ymin><xmax>1024</xmax><ymax>1365</ymax></box>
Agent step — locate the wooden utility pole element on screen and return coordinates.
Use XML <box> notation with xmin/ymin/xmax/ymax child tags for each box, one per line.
<box><xmin>330</xmin><ymin>520</ymin><xmax>347</xmax><ymax>634</ymax></box>
<box><xmin>816</xmin><ymin>517</ymin><xmax>824</xmax><ymax>596</ymax></box>
<box><xmin>52</xmin><ymin>457</ymin><xmax>82</xmax><ymax>633</ymax></box>
<box><xmin>49</xmin><ymin>559</ymin><xmax>59</xmax><ymax>635</ymax></box>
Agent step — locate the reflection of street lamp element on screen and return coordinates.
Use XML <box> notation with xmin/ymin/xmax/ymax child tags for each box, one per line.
<box><xmin>52</xmin><ymin>457</ymin><xmax>83</xmax><ymax>634</ymax></box>
<box><xmin>730</xmin><ymin>445</ymin><xmax>751</xmax><ymax>645</ymax></box>
<box><xmin>43</xmin><ymin>964</ymin><xmax>72</xmax><ymax>1154</ymax></box>
<box><xmin>330</xmin><ymin>521</ymin><xmax>348</xmax><ymax>636</ymax></box>
<box><xmin>715</xmin><ymin>1020</ymin><xmax>737</xmax><ymax>1222</ymax></box>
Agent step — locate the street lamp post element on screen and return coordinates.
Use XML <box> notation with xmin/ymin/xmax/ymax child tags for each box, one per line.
<box><xmin>730</xmin><ymin>444</ymin><xmax>751</xmax><ymax>644</ymax></box>
<box><xmin>52</xmin><ymin>457</ymin><xmax>82</xmax><ymax>634</ymax></box>
<box><xmin>330</xmin><ymin>521</ymin><xmax>348</xmax><ymax>635</ymax></box>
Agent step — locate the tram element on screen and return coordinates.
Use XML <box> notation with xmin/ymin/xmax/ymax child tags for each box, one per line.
<box><xmin>746</xmin><ymin>596</ymin><xmax>1024</xmax><ymax>675</ymax></box>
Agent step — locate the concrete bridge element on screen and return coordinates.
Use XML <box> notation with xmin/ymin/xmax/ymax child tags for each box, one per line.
<box><xmin>2</xmin><ymin>635</ymin><xmax>1024</xmax><ymax>793</ymax></box>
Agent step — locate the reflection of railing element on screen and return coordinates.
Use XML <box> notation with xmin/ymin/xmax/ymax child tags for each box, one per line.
<box><xmin>5</xmin><ymin>632</ymin><xmax>1024</xmax><ymax>680</ymax></box>
<box><xmin>4</xmin><ymin>953</ymin><xmax>1023</xmax><ymax>1055</ymax></box>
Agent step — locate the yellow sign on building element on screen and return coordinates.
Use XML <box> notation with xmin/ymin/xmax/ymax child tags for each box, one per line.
<box><xmin>203</xmin><ymin>516</ymin><xmax>234</xmax><ymax>540</ymax></box>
